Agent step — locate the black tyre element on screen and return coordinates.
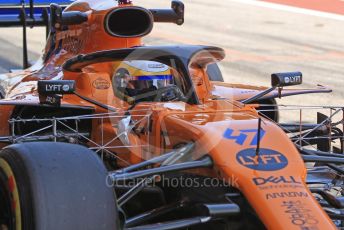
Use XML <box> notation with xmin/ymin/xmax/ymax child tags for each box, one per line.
<box><xmin>0</xmin><ymin>142</ymin><xmax>120</xmax><ymax>230</ymax></box>
<box><xmin>0</xmin><ymin>85</ymin><xmax>5</xmax><ymax>99</ymax></box>
<box><xmin>207</xmin><ymin>63</ymin><xmax>224</xmax><ymax>82</ymax></box>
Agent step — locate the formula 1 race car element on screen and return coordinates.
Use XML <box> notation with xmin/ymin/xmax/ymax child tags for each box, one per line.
<box><xmin>0</xmin><ymin>1</ymin><xmax>343</xmax><ymax>230</ymax></box>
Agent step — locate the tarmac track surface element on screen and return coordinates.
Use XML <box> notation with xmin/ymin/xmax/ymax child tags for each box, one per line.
<box><xmin>0</xmin><ymin>0</ymin><xmax>343</xmax><ymax>117</ymax></box>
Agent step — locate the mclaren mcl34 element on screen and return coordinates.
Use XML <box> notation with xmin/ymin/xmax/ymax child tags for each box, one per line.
<box><xmin>0</xmin><ymin>0</ymin><xmax>343</xmax><ymax>229</ymax></box>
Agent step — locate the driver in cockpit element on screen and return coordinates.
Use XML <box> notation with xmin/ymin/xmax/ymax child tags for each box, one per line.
<box><xmin>112</xmin><ymin>61</ymin><xmax>183</xmax><ymax>103</ymax></box>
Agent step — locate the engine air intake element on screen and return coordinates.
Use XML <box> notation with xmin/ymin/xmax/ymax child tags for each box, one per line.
<box><xmin>105</xmin><ymin>7</ymin><xmax>153</xmax><ymax>38</ymax></box>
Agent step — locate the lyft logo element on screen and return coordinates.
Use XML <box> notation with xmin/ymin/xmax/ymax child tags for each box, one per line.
<box><xmin>236</xmin><ymin>148</ymin><xmax>288</xmax><ymax>171</ymax></box>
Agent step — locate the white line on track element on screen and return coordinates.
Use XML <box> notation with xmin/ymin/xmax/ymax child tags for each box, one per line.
<box><xmin>229</xmin><ymin>0</ymin><xmax>344</xmax><ymax>21</ymax></box>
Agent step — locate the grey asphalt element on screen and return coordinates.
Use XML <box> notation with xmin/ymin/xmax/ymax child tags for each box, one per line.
<box><xmin>0</xmin><ymin>0</ymin><xmax>343</xmax><ymax>109</ymax></box>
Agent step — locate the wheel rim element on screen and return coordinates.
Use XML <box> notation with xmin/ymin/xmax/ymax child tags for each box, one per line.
<box><xmin>0</xmin><ymin>159</ymin><xmax>21</xmax><ymax>230</ymax></box>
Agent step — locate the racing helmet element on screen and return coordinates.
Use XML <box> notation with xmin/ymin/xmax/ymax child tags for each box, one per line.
<box><xmin>112</xmin><ymin>60</ymin><xmax>174</xmax><ymax>102</ymax></box>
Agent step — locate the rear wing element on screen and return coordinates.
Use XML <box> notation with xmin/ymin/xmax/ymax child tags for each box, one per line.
<box><xmin>0</xmin><ymin>0</ymin><xmax>71</xmax><ymax>27</ymax></box>
<box><xmin>0</xmin><ymin>1</ymin><xmax>72</xmax><ymax>69</ymax></box>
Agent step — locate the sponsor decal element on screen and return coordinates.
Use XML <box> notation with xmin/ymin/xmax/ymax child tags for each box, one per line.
<box><xmin>253</xmin><ymin>175</ymin><xmax>304</xmax><ymax>190</ymax></box>
<box><xmin>124</xmin><ymin>61</ymin><xmax>169</xmax><ymax>72</ymax></box>
<box><xmin>147</xmin><ymin>63</ymin><xmax>166</xmax><ymax>69</ymax></box>
<box><xmin>281</xmin><ymin>200</ymin><xmax>319</xmax><ymax>229</ymax></box>
<box><xmin>224</xmin><ymin>128</ymin><xmax>265</xmax><ymax>146</ymax></box>
<box><xmin>253</xmin><ymin>176</ymin><xmax>301</xmax><ymax>186</ymax></box>
<box><xmin>45</xmin><ymin>84</ymin><xmax>69</xmax><ymax>92</ymax></box>
<box><xmin>266</xmin><ymin>191</ymin><xmax>308</xmax><ymax>200</ymax></box>
<box><xmin>39</xmin><ymin>94</ymin><xmax>61</xmax><ymax>106</ymax></box>
<box><xmin>240</xmin><ymin>90</ymin><xmax>256</xmax><ymax>94</ymax></box>
<box><xmin>137</xmin><ymin>75</ymin><xmax>172</xmax><ymax>81</ymax></box>
<box><xmin>56</xmin><ymin>28</ymin><xmax>83</xmax><ymax>41</ymax></box>
<box><xmin>38</xmin><ymin>80</ymin><xmax>75</xmax><ymax>95</ymax></box>
<box><xmin>93</xmin><ymin>78</ymin><xmax>110</xmax><ymax>90</ymax></box>
<box><xmin>236</xmin><ymin>148</ymin><xmax>288</xmax><ymax>171</ymax></box>
<box><xmin>62</xmin><ymin>84</ymin><xmax>70</xmax><ymax>92</ymax></box>
<box><xmin>45</xmin><ymin>95</ymin><xmax>60</xmax><ymax>104</ymax></box>
<box><xmin>284</xmin><ymin>75</ymin><xmax>301</xmax><ymax>84</ymax></box>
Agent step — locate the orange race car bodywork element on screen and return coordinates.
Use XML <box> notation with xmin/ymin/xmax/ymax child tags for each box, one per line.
<box><xmin>0</xmin><ymin>0</ymin><xmax>341</xmax><ymax>229</ymax></box>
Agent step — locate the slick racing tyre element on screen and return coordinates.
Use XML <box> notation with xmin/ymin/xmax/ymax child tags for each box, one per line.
<box><xmin>207</xmin><ymin>63</ymin><xmax>224</xmax><ymax>82</ymax></box>
<box><xmin>0</xmin><ymin>142</ymin><xmax>120</xmax><ymax>230</ymax></box>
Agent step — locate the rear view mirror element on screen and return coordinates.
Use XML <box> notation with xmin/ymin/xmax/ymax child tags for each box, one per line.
<box><xmin>242</xmin><ymin>71</ymin><xmax>302</xmax><ymax>104</ymax></box>
<box><xmin>37</xmin><ymin>80</ymin><xmax>76</xmax><ymax>106</ymax></box>
<box><xmin>38</xmin><ymin>80</ymin><xmax>76</xmax><ymax>95</ymax></box>
<box><xmin>271</xmin><ymin>72</ymin><xmax>302</xmax><ymax>87</ymax></box>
